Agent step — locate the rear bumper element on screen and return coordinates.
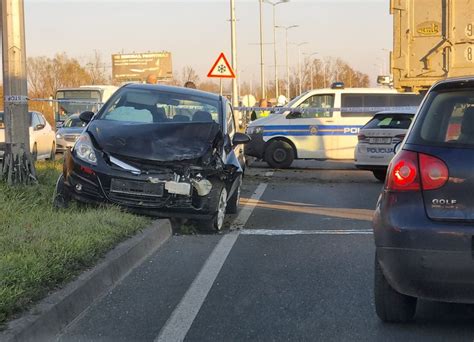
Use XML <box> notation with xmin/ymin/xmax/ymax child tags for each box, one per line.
<box><xmin>377</xmin><ymin>247</ymin><xmax>474</xmax><ymax>303</ymax></box>
<box><xmin>374</xmin><ymin>190</ymin><xmax>474</xmax><ymax>303</ymax></box>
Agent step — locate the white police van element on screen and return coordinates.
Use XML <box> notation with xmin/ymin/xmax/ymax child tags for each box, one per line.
<box><xmin>245</xmin><ymin>83</ymin><xmax>422</xmax><ymax>168</ymax></box>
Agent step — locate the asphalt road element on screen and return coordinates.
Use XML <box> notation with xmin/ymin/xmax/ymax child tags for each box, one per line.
<box><xmin>58</xmin><ymin>161</ymin><xmax>474</xmax><ymax>342</ymax></box>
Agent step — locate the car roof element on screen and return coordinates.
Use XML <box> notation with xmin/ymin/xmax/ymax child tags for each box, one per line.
<box><xmin>431</xmin><ymin>76</ymin><xmax>474</xmax><ymax>91</ymax></box>
<box><xmin>123</xmin><ymin>83</ymin><xmax>222</xmax><ymax>102</ymax></box>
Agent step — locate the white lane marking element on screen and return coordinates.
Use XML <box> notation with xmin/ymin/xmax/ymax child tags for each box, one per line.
<box><xmin>264</xmin><ymin>171</ymin><xmax>274</xmax><ymax>177</ymax></box>
<box><xmin>155</xmin><ymin>183</ymin><xmax>267</xmax><ymax>342</ymax></box>
<box><xmin>240</xmin><ymin>229</ymin><xmax>373</xmax><ymax>236</ymax></box>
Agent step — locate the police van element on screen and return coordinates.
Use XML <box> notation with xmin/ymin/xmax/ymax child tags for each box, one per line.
<box><xmin>245</xmin><ymin>83</ymin><xmax>422</xmax><ymax>168</ymax></box>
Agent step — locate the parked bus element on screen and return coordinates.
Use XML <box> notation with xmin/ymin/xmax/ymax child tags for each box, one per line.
<box><xmin>55</xmin><ymin>85</ymin><xmax>118</xmax><ymax>126</ymax></box>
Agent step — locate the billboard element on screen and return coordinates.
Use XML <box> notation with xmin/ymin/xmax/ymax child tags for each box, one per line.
<box><xmin>112</xmin><ymin>52</ymin><xmax>173</xmax><ymax>82</ymax></box>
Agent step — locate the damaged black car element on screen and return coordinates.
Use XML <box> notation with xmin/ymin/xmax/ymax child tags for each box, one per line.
<box><xmin>54</xmin><ymin>84</ymin><xmax>251</xmax><ymax>231</ymax></box>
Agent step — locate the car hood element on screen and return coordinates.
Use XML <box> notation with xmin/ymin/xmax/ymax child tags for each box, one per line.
<box><xmin>87</xmin><ymin>120</ymin><xmax>223</xmax><ymax>162</ymax></box>
<box><xmin>57</xmin><ymin>127</ymin><xmax>84</xmax><ymax>135</ymax></box>
<box><xmin>248</xmin><ymin>113</ymin><xmax>286</xmax><ymax>127</ymax></box>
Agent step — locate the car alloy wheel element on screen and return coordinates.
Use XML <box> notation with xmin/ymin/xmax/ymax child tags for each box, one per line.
<box><xmin>215</xmin><ymin>187</ymin><xmax>228</xmax><ymax>230</ymax></box>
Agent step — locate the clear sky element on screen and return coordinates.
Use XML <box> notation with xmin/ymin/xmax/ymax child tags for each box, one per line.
<box><xmin>23</xmin><ymin>0</ymin><xmax>392</xmax><ymax>86</ymax></box>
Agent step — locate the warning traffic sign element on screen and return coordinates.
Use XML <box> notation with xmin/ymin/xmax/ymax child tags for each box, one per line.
<box><xmin>207</xmin><ymin>52</ymin><xmax>236</xmax><ymax>79</ymax></box>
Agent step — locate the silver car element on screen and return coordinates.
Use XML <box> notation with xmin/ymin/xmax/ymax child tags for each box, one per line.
<box><xmin>56</xmin><ymin>114</ymin><xmax>87</xmax><ymax>153</ymax></box>
<box><xmin>354</xmin><ymin>110</ymin><xmax>416</xmax><ymax>181</ymax></box>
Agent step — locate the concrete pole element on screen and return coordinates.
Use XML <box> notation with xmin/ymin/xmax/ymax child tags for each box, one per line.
<box><xmin>230</xmin><ymin>0</ymin><xmax>239</xmax><ymax>110</ymax></box>
<box><xmin>272</xmin><ymin>5</ymin><xmax>279</xmax><ymax>99</ymax></box>
<box><xmin>1</xmin><ymin>0</ymin><xmax>36</xmax><ymax>184</ymax></box>
<box><xmin>258</xmin><ymin>0</ymin><xmax>266</xmax><ymax>99</ymax></box>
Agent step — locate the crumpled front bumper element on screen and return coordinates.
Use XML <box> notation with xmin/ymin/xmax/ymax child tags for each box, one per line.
<box><xmin>62</xmin><ymin>152</ymin><xmax>223</xmax><ymax>219</ymax></box>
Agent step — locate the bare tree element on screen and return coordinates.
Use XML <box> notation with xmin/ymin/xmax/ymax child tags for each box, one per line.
<box><xmin>181</xmin><ymin>66</ymin><xmax>200</xmax><ymax>85</ymax></box>
<box><xmin>85</xmin><ymin>50</ymin><xmax>108</xmax><ymax>85</ymax></box>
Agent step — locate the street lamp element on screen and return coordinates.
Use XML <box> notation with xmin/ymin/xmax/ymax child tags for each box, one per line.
<box><xmin>263</xmin><ymin>0</ymin><xmax>290</xmax><ymax>99</ymax></box>
<box><xmin>275</xmin><ymin>24</ymin><xmax>298</xmax><ymax>99</ymax></box>
<box><xmin>303</xmin><ymin>52</ymin><xmax>318</xmax><ymax>90</ymax></box>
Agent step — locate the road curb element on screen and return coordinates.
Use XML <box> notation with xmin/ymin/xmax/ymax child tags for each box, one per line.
<box><xmin>0</xmin><ymin>219</ymin><xmax>172</xmax><ymax>342</ymax></box>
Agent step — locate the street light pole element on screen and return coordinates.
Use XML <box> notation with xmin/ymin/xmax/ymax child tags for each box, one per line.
<box><xmin>296</xmin><ymin>42</ymin><xmax>308</xmax><ymax>95</ymax></box>
<box><xmin>263</xmin><ymin>0</ymin><xmax>290</xmax><ymax>100</ymax></box>
<box><xmin>276</xmin><ymin>25</ymin><xmax>298</xmax><ymax>99</ymax></box>
<box><xmin>230</xmin><ymin>0</ymin><xmax>239</xmax><ymax>111</ymax></box>
<box><xmin>303</xmin><ymin>52</ymin><xmax>318</xmax><ymax>90</ymax></box>
<box><xmin>258</xmin><ymin>0</ymin><xmax>266</xmax><ymax>99</ymax></box>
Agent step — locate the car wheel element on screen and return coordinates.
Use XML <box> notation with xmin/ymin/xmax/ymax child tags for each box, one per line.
<box><xmin>227</xmin><ymin>182</ymin><xmax>241</xmax><ymax>215</ymax></box>
<box><xmin>265</xmin><ymin>140</ymin><xmax>294</xmax><ymax>169</ymax></box>
<box><xmin>198</xmin><ymin>186</ymin><xmax>228</xmax><ymax>232</ymax></box>
<box><xmin>47</xmin><ymin>142</ymin><xmax>56</xmax><ymax>161</ymax></box>
<box><xmin>373</xmin><ymin>170</ymin><xmax>387</xmax><ymax>182</ymax></box>
<box><xmin>32</xmin><ymin>143</ymin><xmax>38</xmax><ymax>162</ymax></box>
<box><xmin>52</xmin><ymin>174</ymin><xmax>71</xmax><ymax>209</ymax></box>
<box><xmin>374</xmin><ymin>254</ymin><xmax>417</xmax><ymax>323</ymax></box>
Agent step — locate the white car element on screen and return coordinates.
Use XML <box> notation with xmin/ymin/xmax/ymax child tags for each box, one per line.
<box><xmin>0</xmin><ymin>111</ymin><xmax>56</xmax><ymax>160</ymax></box>
<box><xmin>354</xmin><ymin>110</ymin><xmax>416</xmax><ymax>181</ymax></box>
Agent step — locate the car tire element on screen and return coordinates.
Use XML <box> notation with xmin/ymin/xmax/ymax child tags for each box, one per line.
<box><xmin>32</xmin><ymin>143</ymin><xmax>38</xmax><ymax>162</ymax></box>
<box><xmin>53</xmin><ymin>174</ymin><xmax>71</xmax><ymax>209</ymax></box>
<box><xmin>265</xmin><ymin>140</ymin><xmax>294</xmax><ymax>169</ymax></box>
<box><xmin>198</xmin><ymin>185</ymin><xmax>228</xmax><ymax>232</ymax></box>
<box><xmin>227</xmin><ymin>181</ymin><xmax>241</xmax><ymax>215</ymax></box>
<box><xmin>374</xmin><ymin>254</ymin><xmax>417</xmax><ymax>323</ymax></box>
<box><xmin>373</xmin><ymin>170</ymin><xmax>387</xmax><ymax>182</ymax></box>
<box><xmin>47</xmin><ymin>142</ymin><xmax>56</xmax><ymax>161</ymax></box>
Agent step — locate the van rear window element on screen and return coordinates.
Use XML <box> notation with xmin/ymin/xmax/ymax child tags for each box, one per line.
<box><xmin>408</xmin><ymin>90</ymin><xmax>474</xmax><ymax>147</ymax></box>
<box><xmin>363</xmin><ymin>114</ymin><xmax>414</xmax><ymax>129</ymax></box>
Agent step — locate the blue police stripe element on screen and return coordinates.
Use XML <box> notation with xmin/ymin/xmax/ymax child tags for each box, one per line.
<box><xmin>262</xmin><ymin>125</ymin><xmax>363</xmax><ymax>137</ymax></box>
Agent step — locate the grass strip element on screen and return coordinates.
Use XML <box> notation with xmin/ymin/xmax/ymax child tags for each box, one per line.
<box><xmin>0</xmin><ymin>161</ymin><xmax>150</xmax><ymax>327</ymax></box>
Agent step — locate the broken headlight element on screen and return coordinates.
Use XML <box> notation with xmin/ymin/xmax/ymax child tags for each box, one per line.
<box><xmin>74</xmin><ymin>133</ymin><xmax>97</xmax><ymax>165</ymax></box>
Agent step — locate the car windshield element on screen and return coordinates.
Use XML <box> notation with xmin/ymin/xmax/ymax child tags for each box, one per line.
<box><xmin>363</xmin><ymin>113</ymin><xmax>414</xmax><ymax>129</ymax></box>
<box><xmin>63</xmin><ymin>117</ymin><xmax>87</xmax><ymax>128</ymax></box>
<box><xmin>99</xmin><ymin>88</ymin><xmax>221</xmax><ymax>124</ymax></box>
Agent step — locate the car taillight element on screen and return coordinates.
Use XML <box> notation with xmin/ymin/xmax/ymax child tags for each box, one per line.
<box><xmin>386</xmin><ymin>150</ymin><xmax>420</xmax><ymax>191</ymax></box>
<box><xmin>386</xmin><ymin>150</ymin><xmax>449</xmax><ymax>192</ymax></box>
<box><xmin>419</xmin><ymin>154</ymin><xmax>449</xmax><ymax>190</ymax></box>
<box><xmin>358</xmin><ymin>134</ymin><xmax>367</xmax><ymax>141</ymax></box>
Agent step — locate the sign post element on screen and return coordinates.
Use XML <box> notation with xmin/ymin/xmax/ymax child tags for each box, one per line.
<box><xmin>207</xmin><ymin>52</ymin><xmax>236</xmax><ymax>96</ymax></box>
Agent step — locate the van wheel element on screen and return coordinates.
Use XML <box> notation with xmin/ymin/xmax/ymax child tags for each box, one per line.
<box><xmin>373</xmin><ymin>170</ymin><xmax>387</xmax><ymax>182</ymax></box>
<box><xmin>374</xmin><ymin>255</ymin><xmax>417</xmax><ymax>323</ymax></box>
<box><xmin>265</xmin><ymin>140</ymin><xmax>294</xmax><ymax>169</ymax></box>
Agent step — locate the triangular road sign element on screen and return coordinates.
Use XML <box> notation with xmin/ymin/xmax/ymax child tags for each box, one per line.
<box><xmin>207</xmin><ymin>52</ymin><xmax>236</xmax><ymax>79</ymax></box>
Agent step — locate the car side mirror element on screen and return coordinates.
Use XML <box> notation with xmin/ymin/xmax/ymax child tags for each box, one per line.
<box><xmin>287</xmin><ymin>111</ymin><xmax>302</xmax><ymax>119</ymax></box>
<box><xmin>56</xmin><ymin>121</ymin><xmax>64</xmax><ymax>129</ymax></box>
<box><xmin>232</xmin><ymin>132</ymin><xmax>251</xmax><ymax>146</ymax></box>
<box><xmin>79</xmin><ymin>111</ymin><xmax>95</xmax><ymax>123</ymax></box>
<box><xmin>34</xmin><ymin>123</ymin><xmax>45</xmax><ymax>131</ymax></box>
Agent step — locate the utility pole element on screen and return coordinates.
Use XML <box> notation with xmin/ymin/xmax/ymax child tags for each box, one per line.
<box><xmin>230</xmin><ymin>0</ymin><xmax>239</xmax><ymax>112</ymax></box>
<box><xmin>1</xmin><ymin>0</ymin><xmax>36</xmax><ymax>185</ymax></box>
<box><xmin>258</xmin><ymin>0</ymin><xmax>266</xmax><ymax>99</ymax></box>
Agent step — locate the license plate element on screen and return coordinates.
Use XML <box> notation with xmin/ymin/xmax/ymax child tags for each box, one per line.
<box><xmin>110</xmin><ymin>179</ymin><xmax>164</xmax><ymax>197</ymax></box>
<box><xmin>369</xmin><ymin>137</ymin><xmax>392</xmax><ymax>144</ymax></box>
